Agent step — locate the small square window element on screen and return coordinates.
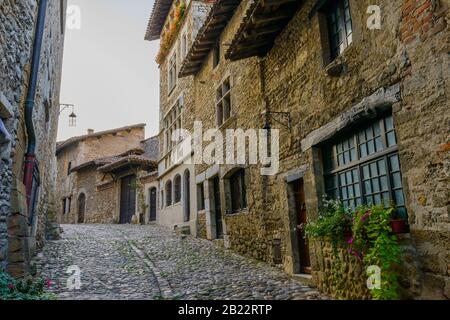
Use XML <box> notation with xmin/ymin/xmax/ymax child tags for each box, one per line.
<box><xmin>321</xmin><ymin>0</ymin><xmax>353</xmax><ymax>62</ymax></box>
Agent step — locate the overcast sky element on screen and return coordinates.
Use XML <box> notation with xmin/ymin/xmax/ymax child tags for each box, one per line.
<box><xmin>58</xmin><ymin>0</ymin><xmax>160</xmax><ymax>141</ymax></box>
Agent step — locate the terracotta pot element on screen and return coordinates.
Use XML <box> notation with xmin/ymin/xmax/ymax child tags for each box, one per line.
<box><xmin>390</xmin><ymin>219</ymin><xmax>410</xmax><ymax>234</ymax></box>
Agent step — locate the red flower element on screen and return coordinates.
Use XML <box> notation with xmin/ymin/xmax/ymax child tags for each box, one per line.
<box><xmin>7</xmin><ymin>283</ymin><xmax>15</xmax><ymax>290</ymax></box>
<box><xmin>45</xmin><ymin>278</ymin><xmax>52</xmax><ymax>288</ymax></box>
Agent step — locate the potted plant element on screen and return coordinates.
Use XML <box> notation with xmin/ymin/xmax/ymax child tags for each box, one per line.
<box><xmin>390</xmin><ymin>209</ymin><xmax>410</xmax><ymax>234</ymax></box>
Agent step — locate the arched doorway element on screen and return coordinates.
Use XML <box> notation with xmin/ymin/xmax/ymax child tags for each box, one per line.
<box><xmin>183</xmin><ymin>170</ymin><xmax>191</xmax><ymax>222</ymax></box>
<box><xmin>77</xmin><ymin>193</ymin><xmax>86</xmax><ymax>224</ymax></box>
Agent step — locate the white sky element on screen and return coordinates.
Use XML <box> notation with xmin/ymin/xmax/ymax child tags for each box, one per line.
<box><xmin>58</xmin><ymin>0</ymin><xmax>160</xmax><ymax>141</ymax></box>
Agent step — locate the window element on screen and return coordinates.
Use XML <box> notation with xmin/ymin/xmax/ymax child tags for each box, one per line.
<box><xmin>213</xmin><ymin>41</ymin><xmax>220</xmax><ymax>68</ymax></box>
<box><xmin>181</xmin><ymin>32</ymin><xmax>188</xmax><ymax>59</ymax></box>
<box><xmin>174</xmin><ymin>175</ymin><xmax>182</xmax><ymax>203</ymax></box>
<box><xmin>216</xmin><ymin>78</ymin><xmax>231</xmax><ymax>126</ymax></box>
<box><xmin>197</xmin><ymin>183</ymin><xmax>205</xmax><ymax>211</ymax></box>
<box><xmin>323</xmin><ymin>115</ymin><xmax>407</xmax><ymax>219</ymax></box>
<box><xmin>163</xmin><ymin>96</ymin><xmax>183</xmax><ymax>153</ymax></box>
<box><xmin>229</xmin><ymin>169</ymin><xmax>247</xmax><ymax>213</ymax></box>
<box><xmin>62</xmin><ymin>197</ymin><xmax>71</xmax><ymax>215</ymax></box>
<box><xmin>168</xmin><ymin>52</ymin><xmax>177</xmax><ymax>94</ymax></box>
<box><xmin>323</xmin><ymin>0</ymin><xmax>353</xmax><ymax>61</ymax></box>
<box><xmin>67</xmin><ymin>161</ymin><xmax>72</xmax><ymax>175</ymax></box>
<box><xmin>165</xmin><ymin>180</ymin><xmax>173</xmax><ymax>206</ymax></box>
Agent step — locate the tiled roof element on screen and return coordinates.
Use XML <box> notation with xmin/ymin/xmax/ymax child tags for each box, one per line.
<box><xmin>145</xmin><ymin>0</ymin><xmax>174</xmax><ymax>41</ymax></box>
<box><xmin>98</xmin><ymin>155</ymin><xmax>157</xmax><ymax>173</ymax></box>
<box><xmin>179</xmin><ymin>0</ymin><xmax>241</xmax><ymax>77</ymax></box>
<box><xmin>56</xmin><ymin>123</ymin><xmax>146</xmax><ymax>155</ymax></box>
<box><xmin>141</xmin><ymin>135</ymin><xmax>159</xmax><ymax>161</ymax></box>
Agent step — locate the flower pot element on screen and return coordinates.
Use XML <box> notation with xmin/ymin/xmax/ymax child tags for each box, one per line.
<box><xmin>390</xmin><ymin>219</ymin><xmax>410</xmax><ymax>234</ymax></box>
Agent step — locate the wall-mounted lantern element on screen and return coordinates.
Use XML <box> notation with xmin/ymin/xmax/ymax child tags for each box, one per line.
<box><xmin>60</xmin><ymin>103</ymin><xmax>77</xmax><ymax>127</ymax></box>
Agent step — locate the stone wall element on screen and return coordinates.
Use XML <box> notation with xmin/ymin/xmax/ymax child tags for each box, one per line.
<box><xmin>184</xmin><ymin>0</ymin><xmax>449</xmax><ymax>299</ymax></box>
<box><xmin>56</xmin><ymin>126</ymin><xmax>145</xmax><ymax>224</ymax></box>
<box><xmin>247</xmin><ymin>0</ymin><xmax>450</xmax><ymax>299</ymax></box>
<box><xmin>311</xmin><ymin>234</ymin><xmax>422</xmax><ymax>300</ymax></box>
<box><xmin>0</xmin><ymin>0</ymin><xmax>67</xmax><ymax>276</ymax></box>
<box><xmin>155</xmin><ymin>1</ymin><xmax>211</xmax><ymax>233</ymax></box>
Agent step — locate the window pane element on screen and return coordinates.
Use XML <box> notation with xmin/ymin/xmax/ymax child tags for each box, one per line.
<box><xmin>378</xmin><ymin>159</ymin><xmax>386</xmax><ymax>175</ymax></box>
<box><xmin>394</xmin><ymin>190</ymin><xmax>405</xmax><ymax>206</ymax></box>
<box><xmin>387</xmin><ymin>131</ymin><xmax>397</xmax><ymax>147</ymax></box>
<box><xmin>385</xmin><ymin>115</ymin><xmax>394</xmax><ymax>130</ymax></box>
<box><xmin>380</xmin><ymin>176</ymin><xmax>389</xmax><ymax>191</ymax></box>
<box><xmin>392</xmin><ymin>172</ymin><xmax>402</xmax><ymax>189</ymax></box>
<box><xmin>390</xmin><ymin>155</ymin><xmax>400</xmax><ymax>171</ymax></box>
<box><xmin>370</xmin><ymin>162</ymin><xmax>378</xmax><ymax>176</ymax></box>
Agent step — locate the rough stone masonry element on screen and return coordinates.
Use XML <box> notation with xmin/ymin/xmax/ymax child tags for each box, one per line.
<box><xmin>0</xmin><ymin>0</ymin><xmax>66</xmax><ymax>276</ymax></box>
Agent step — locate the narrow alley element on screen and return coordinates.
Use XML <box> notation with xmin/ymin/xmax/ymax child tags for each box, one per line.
<box><xmin>37</xmin><ymin>224</ymin><xmax>325</xmax><ymax>300</ymax></box>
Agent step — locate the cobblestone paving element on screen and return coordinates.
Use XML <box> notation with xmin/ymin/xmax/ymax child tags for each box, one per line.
<box><xmin>37</xmin><ymin>224</ymin><xmax>327</xmax><ymax>300</ymax></box>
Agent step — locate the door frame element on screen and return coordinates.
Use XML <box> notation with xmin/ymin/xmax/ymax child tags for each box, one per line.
<box><xmin>119</xmin><ymin>174</ymin><xmax>137</xmax><ymax>224</ymax></box>
<box><xmin>287</xmin><ymin>178</ymin><xmax>311</xmax><ymax>274</ymax></box>
<box><xmin>77</xmin><ymin>193</ymin><xmax>86</xmax><ymax>224</ymax></box>
<box><xmin>149</xmin><ymin>187</ymin><xmax>157</xmax><ymax>222</ymax></box>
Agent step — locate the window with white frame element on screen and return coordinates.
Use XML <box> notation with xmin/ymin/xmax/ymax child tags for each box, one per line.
<box><xmin>181</xmin><ymin>32</ymin><xmax>188</xmax><ymax>59</ymax></box>
<box><xmin>168</xmin><ymin>52</ymin><xmax>177</xmax><ymax>94</ymax></box>
<box><xmin>163</xmin><ymin>96</ymin><xmax>184</xmax><ymax>154</ymax></box>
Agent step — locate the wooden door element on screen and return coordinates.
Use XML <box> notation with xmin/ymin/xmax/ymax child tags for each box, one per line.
<box><xmin>120</xmin><ymin>175</ymin><xmax>136</xmax><ymax>224</ymax></box>
<box><xmin>77</xmin><ymin>193</ymin><xmax>86</xmax><ymax>224</ymax></box>
<box><xmin>149</xmin><ymin>188</ymin><xmax>157</xmax><ymax>221</ymax></box>
<box><xmin>213</xmin><ymin>177</ymin><xmax>223</xmax><ymax>238</ymax></box>
<box><xmin>293</xmin><ymin>179</ymin><xmax>311</xmax><ymax>274</ymax></box>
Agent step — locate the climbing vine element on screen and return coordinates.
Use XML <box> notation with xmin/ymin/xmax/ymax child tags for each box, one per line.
<box><xmin>155</xmin><ymin>1</ymin><xmax>187</xmax><ymax>64</ymax></box>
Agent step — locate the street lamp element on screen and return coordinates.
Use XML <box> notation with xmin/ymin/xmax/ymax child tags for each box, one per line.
<box><xmin>60</xmin><ymin>104</ymin><xmax>77</xmax><ymax>127</ymax></box>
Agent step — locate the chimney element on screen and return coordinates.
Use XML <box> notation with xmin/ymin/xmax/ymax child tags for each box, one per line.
<box><xmin>87</xmin><ymin>129</ymin><xmax>94</xmax><ymax>135</ymax></box>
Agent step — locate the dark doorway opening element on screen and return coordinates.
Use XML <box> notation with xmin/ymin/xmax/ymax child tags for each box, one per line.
<box><xmin>290</xmin><ymin>179</ymin><xmax>311</xmax><ymax>274</ymax></box>
<box><xmin>120</xmin><ymin>175</ymin><xmax>136</xmax><ymax>224</ymax></box>
<box><xmin>212</xmin><ymin>177</ymin><xmax>223</xmax><ymax>239</ymax></box>
<box><xmin>183</xmin><ymin>170</ymin><xmax>191</xmax><ymax>222</ymax></box>
<box><xmin>77</xmin><ymin>193</ymin><xmax>86</xmax><ymax>224</ymax></box>
<box><xmin>149</xmin><ymin>187</ymin><xmax>157</xmax><ymax>222</ymax></box>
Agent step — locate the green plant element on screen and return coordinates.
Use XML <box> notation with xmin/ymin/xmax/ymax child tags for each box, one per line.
<box><xmin>304</xmin><ymin>197</ymin><xmax>353</xmax><ymax>250</ymax></box>
<box><xmin>0</xmin><ymin>271</ymin><xmax>56</xmax><ymax>300</ymax></box>
<box><xmin>349</xmin><ymin>205</ymin><xmax>401</xmax><ymax>300</ymax></box>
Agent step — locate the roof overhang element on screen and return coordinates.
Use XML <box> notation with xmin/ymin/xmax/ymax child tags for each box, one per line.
<box><xmin>98</xmin><ymin>157</ymin><xmax>157</xmax><ymax>174</ymax></box>
<box><xmin>225</xmin><ymin>0</ymin><xmax>303</xmax><ymax>61</ymax></box>
<box><xmin>178</xmin><ymin>0</ymin><xmax>241</xmax><ymax>78</ymax></box>
<box><xmin>145</xmin><ymin>0</ymin><xmax>174</xmax><ymax>41</ymax></box>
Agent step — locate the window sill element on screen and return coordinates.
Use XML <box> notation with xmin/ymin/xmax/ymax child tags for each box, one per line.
<box><xmin>324</xmin><ymin>44</ymin><xmax>354</xmax><ymax>76</ymax></box>
<box><xmin>217</xmin><ymin>114</ymin><xmax>236</xmax><ymax>131</ymax></box>
<box><xmin>226</xmin><ymin>208</ymin><xmax>249</xmax><ymax>216</ymax></box>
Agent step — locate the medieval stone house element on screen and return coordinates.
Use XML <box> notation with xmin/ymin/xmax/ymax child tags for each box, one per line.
<box><xmin>145</xmin><ymin>0</ymin><xmax>212</xmax><ymax>235</ymax></box>
<box><xmin>0</xmin><ymin>0</ymin><xmax>67</xmax><ymax>276</ymax></box>
<box><xmin>148</xmin><ymin>0</ymin><xmax>449</xmax><ymax>299</ymax></box>
<box><xmin>56</xmin><ymin>125</ymin><xmax>159</xmax><ymax>225</ymax></box>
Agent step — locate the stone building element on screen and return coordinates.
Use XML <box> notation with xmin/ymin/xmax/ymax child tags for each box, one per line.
<box><xmin>149</xmin><ymin>0</ymin><xmax>449</xmax><ymax>299</ymax></box>
<box><xmin>55</xmin><ymin>125</ymin><xmax>159</xmax><ymax>225</ymax></box>
<box><xmin>145</xmin><ymin>0</ymin><xmax>212</xmax><ymax>235</ymax></box>
<box><xmin>0</xmin><ymin>0</ymin><xmax>67</xmax><ymax>276</ymax></box>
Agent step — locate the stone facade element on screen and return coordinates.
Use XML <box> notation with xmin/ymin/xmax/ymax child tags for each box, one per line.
<box><xmin>0</xmin><ymin>0</ymin><xmax>67</xmax><ymax>276</ymax></box>
<box><xmin>55</xmin><ymin>125</ymin><xmax>158</xmax><ymax>224</ymax></box>
<box><xmin>149</xmin><ymin>0</ymin><xmax>449</xmax><ymax>299</ymax></box>
<box><xmin>147</xmin><ymin>0</ymin><xmax>212</xmax><ymax>235</ymax></box>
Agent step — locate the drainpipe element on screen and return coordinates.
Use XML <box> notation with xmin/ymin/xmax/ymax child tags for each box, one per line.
<box><xmin>23</xmin><ymin>0</ymin><xmax>48</xmax><ymax>208</ymax></box>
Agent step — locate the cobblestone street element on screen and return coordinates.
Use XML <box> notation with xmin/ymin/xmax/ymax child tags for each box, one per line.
<box><xmin>37</xmin><ymin>224</ymin><xmax>326</xmax><ymax>300</ymax></box>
